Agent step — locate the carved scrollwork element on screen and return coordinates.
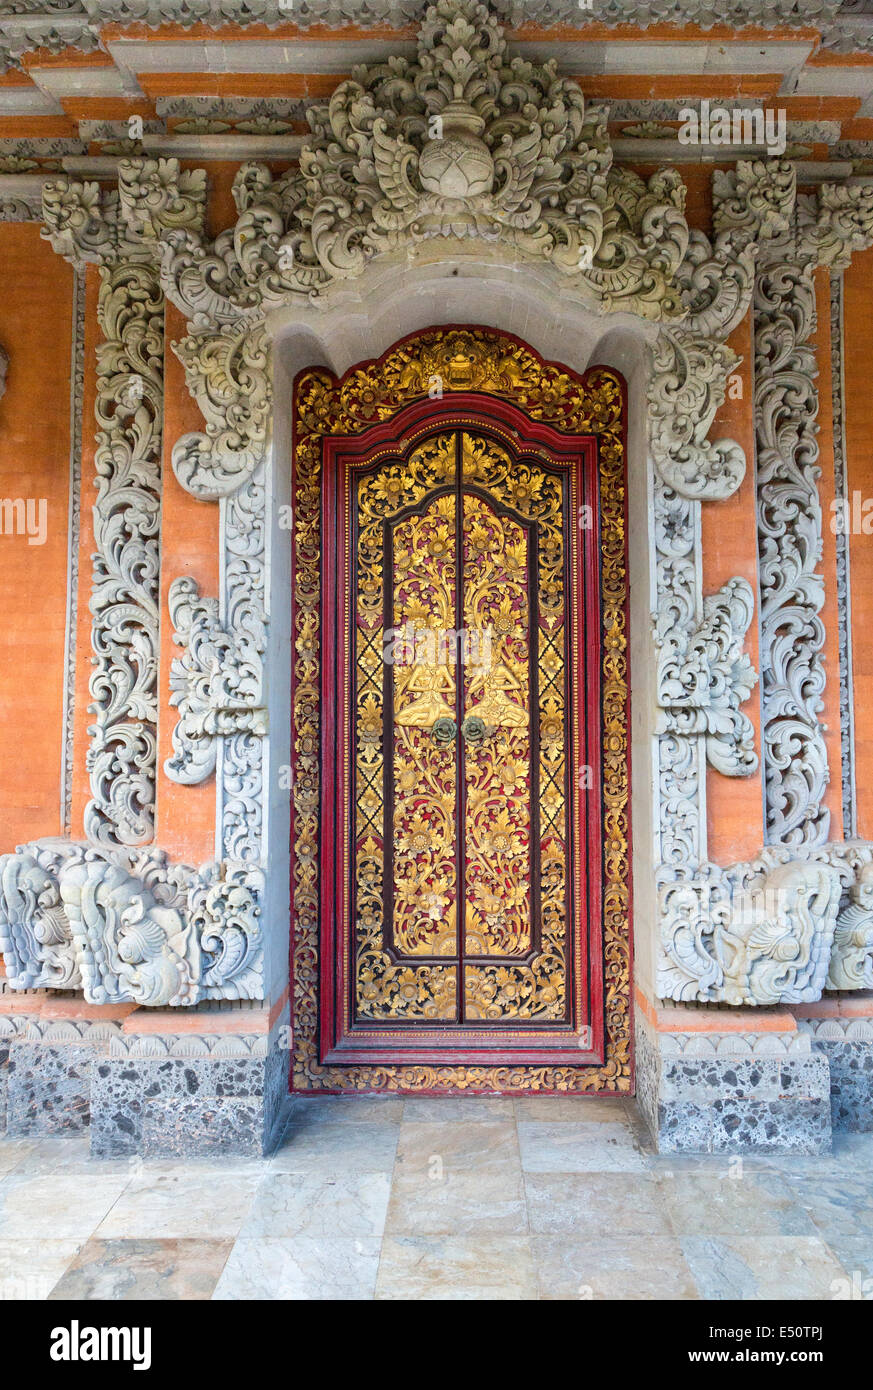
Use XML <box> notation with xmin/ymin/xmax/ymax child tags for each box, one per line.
<box><xmin>656</xmin><ymin>576</ymin><xmax>759</xmax><ymax>777</ymax></box>
<box><xmin>827</xmin><ymin>861</ymin><xmax>873</xmax><ymax>991</ymax></box>
<box><xmin>84</xmin><ymin>260</ymin><xmax>164</xmax><ymax>848</ymax></box>
<box><xmin>165</xmin><ymin>574</ymin><xmax>267</xmax><ymax>785</ymax></box>
<box><xmin>658</xmin><ymin>855</ymin><xmax>842</xmax><ymax>1005</ymax></box>
<box><xmin>0</xmin><ymin>840</ymin><xmax>263</xmax><ymax>1006</ymax></box>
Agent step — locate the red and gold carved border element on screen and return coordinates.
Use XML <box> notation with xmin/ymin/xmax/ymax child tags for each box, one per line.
<box><xmin>291</xmin><ymin>326</ymin><xmax>632</xmax><ymax>1093</ymax></box>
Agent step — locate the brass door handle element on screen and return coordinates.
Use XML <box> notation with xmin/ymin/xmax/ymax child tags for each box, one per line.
<box><xmin>461</xmin><ymin>716</ymin><xmax>488</xmax><ymax>744</ymax></box>
<box><xmin>430</xmin><ymin>717</ymin><xmax>457</xmax><ymax>746</ymax></box>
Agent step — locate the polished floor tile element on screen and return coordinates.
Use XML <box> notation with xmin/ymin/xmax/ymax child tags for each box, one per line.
<box><xmin>0</xmin><ymin>1238</ymin><xmax>83</xmax><ymax>1299</ymax></box>
<box><xmin>533</xmin><ymin>1234</ymin><xmax>699</xmax><ymax>1300</ymax></box>
<box><xmin>0</xmin><ymin>1098</ymin><xmax>871</xmax><ymax>1301</ymax></box>
<box><xmin>214</xmin><ymin>1236</ymin><xmax>382</xmax><ymax>1300</ymax></box>
<box><xmin>680</xmin><ymin>1235</ymin><xmax>850</xmax><ymax>1300</ymax></box>
<box><xmin>49</xmin><ymin>1239</ymin><xmax>233</xmax><ymax>1300</ymax></box>
<box><xmin>95</xmin><ymin>1173</ymin><xmax>261</xmax><ymax>1241</ymax></box>
<box><xmin>376</xmin><ymin>1234</ymin><xmax>537</xmax><ymax>1300</ymax></box>
<box><xmin>240</xmin><ymin>1172</ymin><xmax>391</xmax><ymax>1240</ymax></box>
<box><xmin>517</xmin><ymin>1120</ymin><xmax>649</xmax><ymax>1173</ymax></box>
<box><xmin>270</xmin><ymin>1121</ymin><xmax>400</xmax><ymax>1174</ymax></box>
<box><xmin>386</xmin><ymin>1165</ymin><xmax>527</xmax><ymax>1236</ymax></box>
<box><xmin>525</xmin><ymin>1171</ymin><xmax>673</xmax><ymax>1237</ymax></box>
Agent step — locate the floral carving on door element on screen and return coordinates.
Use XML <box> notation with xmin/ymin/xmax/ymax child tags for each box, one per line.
<box><xmin>292</xmin><ymin>328</ymin><xmax>631</xmax><ymax>1093</ymax></box>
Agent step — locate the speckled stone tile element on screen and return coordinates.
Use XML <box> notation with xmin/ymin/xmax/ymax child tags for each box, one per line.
<box><xmin>386</xmin><ymin>1165</ymin><xmax>527</xmax><ymax>1236</ymax></box>
<box><xmin>813</xmin><ymin>1040</ymin><xmax>873</xmax><ymax>1133</ymax></box>
<box><xmin>514</xmin><ymin>1097</ymin><xmax>631</xmax><ymax>1123</ymax></box>
<box><xmin>394</xmin><ymin>1120</ymin><xmax>520</xmax><ymax>1176</ymax></box>
<box><xmin>517</xmin><ymin>1120</ymin><xmax>649</xmax><ymax>1173</ymax></box>
<box><xmin>401</xmin><ymin>1097</ymin><xmax>515</xmax><ymax>1123</ymax></box>
<box><xmin>95</xmin><ymin>1172</ymin><xmax>260</xmax><ymax>1240</ymax></box>
<box><xmin>48</xmin><ymin>1238</ymin><xmax>233</xmax><ymax>1300</ymax></box>
<box><xmin>658</xmin><ymin>1169</ymin><xmax>819</xmax><ymax>1237</ymax></box>
<box><xmin>525</xmin><ymin>1171</ymin><xmax>673</xmax><ymax>1237</ymax></box>
<box><xmin>285</xmin><ymin>1096</ymin><xmax>405</xmax><ymax>1126</ymax></box>
<box><xmin>532</xmin><ymin>1235</ymin><xmax>699</xmax><ymax>1300</ymax></box>
<box><xmin>214</xmin><ymin>1236</ymin><xmax>382</xmax><ymax>1300</ymax></box>
<box><xmin>0</xmin><ymin>1171</ymin><xmax>129</xmax><ymax>1239</ymax></box>
<box><xmin>0</xmin><ymin>1238</ymin><xmax>82</xmax><ymax>1299</ymax></box>
<box><xmin>777</xmin><ymin>1172</ymin><xmax>873</xmax><ymax>1237</ymax></box>
<box><xmin>239</xmin><ymin>1172</ymin><xmax>391</xmax><ymax>1239</ymax></box>
<box><xmin>270</xmin><ymin>1121</ymin><xmax>400</xmax><ymax>1174</ymax></box>
<box><xmin>5</xmin><ymin>1044</ymin><xmax>93</xmax><ymax>1135</ymax></box>
<box><xmin>376</xmin><ymin>1234</ymin><xmax>537</xmax><ymax>1300</ymax></box>
<box><xmin>681</xmin><ymin>1235</ymin><xmax>850</xmax><ymax>1300</ymax></box>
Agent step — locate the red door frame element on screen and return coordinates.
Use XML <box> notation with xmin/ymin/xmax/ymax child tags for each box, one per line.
<box><xmin>319</xmin><ymin>394</ymin><xmax>607</xmax><ymax>1069</ymax></box>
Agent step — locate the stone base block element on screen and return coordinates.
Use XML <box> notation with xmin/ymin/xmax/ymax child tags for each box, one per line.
<box><xmin>801</xmin><ymin>1018</ymin><xmax>873</xmax><ymax>1133</ymax></box>
<box><xmin>0</xmin><ymin>1010</ymin><xmax>290</xmax><ymax>1158</ymax></box>
<box><xmin>636</xmin><ymin>1013</ymin><xmax>832</xmax><ymax>1154</ymax></box>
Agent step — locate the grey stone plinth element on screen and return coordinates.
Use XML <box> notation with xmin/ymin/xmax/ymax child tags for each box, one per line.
<box><xmin>801</xmin><ymin>1019</ymin><xmax>873</xmax><ymax>1133</ymax></box>
<box><xmin>637</xmin><ymin>1012</ymin><xmax>832</xmax><ymax>1154</ymax></box>
<box><xmin>89</xmin><ymin>1020</ymin><xmax>289</xmax><ymax>1159</ymax></box>
<box><xmin>0</xmin><ymin>1010</ymin><xmax>289</xmax><ymax>1158</ymax></box>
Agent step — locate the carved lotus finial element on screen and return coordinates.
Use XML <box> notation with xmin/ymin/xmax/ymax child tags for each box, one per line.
<box><xmin>418</xmin><ymin>102</ymin><xmax>494</xmax><ymax>200</ymax></box>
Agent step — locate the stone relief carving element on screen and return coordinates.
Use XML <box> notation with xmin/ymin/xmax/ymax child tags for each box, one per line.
<box><xmin>754</xmin><ymin>189</ymin><xmax>873</xmax><ymax>851</ymax></box>
<box><xmin>658</xmin><ymin>855</ymin><xmax>842</xmax><ymax>1005</ymax></box>
<box><xmin>84</xmin><ymin>260</ymin><xmax>165</xmax><ymax>848</ymax></box>
<box><xmin>656</xmin><ymin>577</ymin><xmax>759</xmax><ymax>777</ymax></box>
<box><xmin>0</xmin><ymin>840</ymin><xmax>263</xmax><ymax>1006</ymax></box>
<box><xmin>830</xmin><ymin>270</ymin><xmax>857</xmax><ymax>839</ymax></box>
<box><xmin>827</xmin><ymin>861</ymin><xmax>873</xmax><ymax>990</ymax></box>
<box><xmin>165</xmin><ymin>574</ymin><xmax>267</xmax><ymax>785</ymax></box>
<box><xmin>20</xmin><ymin>0</ymin><xmax>873</xmax><ymax>1011</ymax></box>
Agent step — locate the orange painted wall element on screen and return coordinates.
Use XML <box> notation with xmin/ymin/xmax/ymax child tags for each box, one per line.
<box><xmin>69</xmin><ymin>265</ymin><xmax>100</xmax><ymax>836</ymax></box>
<box><xmin>844</xmin><ymin>245</ymin><xmax>873</xmax><ymax>840</ymax></box>
<box><xmin>701</xmin><ymin>307</ymin><xmax>765</xmax><ymax>864</ymax></box>
<box><xmin>154</xmin><ymin>300</ymin><xmax>220</xmax><ymax>864</ymax></box>
<box><xmin>0</xmin><ymin>224</ymin><xmax>74</xmax><ymax>845</ymax></box>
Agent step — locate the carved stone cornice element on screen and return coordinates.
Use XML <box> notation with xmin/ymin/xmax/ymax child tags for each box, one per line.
<box><xmin>0</xmin><ymin>839</ymin><xmax>263</xmax><ymax>1005</ymax></box>
<box><xmin>41</xmin><ymin>160</ymin><xmax>206</xmax><ymax>268</ymax></box>
<box><xmin>165</xmin><ymin>575</ymin><xmax>267</xmax><ymax>786</ymax></box>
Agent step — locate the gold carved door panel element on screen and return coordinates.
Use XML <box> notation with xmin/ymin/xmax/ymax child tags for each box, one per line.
<box><xmin>354</xmin><ymin>430</ymin><xmax>570</xmax><ymax>1032</ymax></box>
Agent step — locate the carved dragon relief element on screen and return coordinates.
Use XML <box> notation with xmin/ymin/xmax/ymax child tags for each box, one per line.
<box><xmin>0</xmin><ymin>840</ymin><xmax>263</xmax><ymax>1007</ymax></box>
<box><xmin>14</xmin><ymin>0</ymin><xmax>871</xmax><ymax>1009</ymax></box>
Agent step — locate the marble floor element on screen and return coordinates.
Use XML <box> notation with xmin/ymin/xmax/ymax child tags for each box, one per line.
<box><xmin>0</xmin><ymin>1094</ymin><xmax>872</xmax><ymax>1300</ymax></box>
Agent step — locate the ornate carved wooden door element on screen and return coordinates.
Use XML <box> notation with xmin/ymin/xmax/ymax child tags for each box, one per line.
<box><xmin>293</xmin><ymin>329</ymin><xmax>631</xmax><ymax>1092</ymax></box>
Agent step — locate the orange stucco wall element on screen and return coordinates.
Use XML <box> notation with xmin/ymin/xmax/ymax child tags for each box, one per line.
<box><xmin>154</xmin><ymin>300</ymin><xmax>220</xmax><ymax>865</ymax></box>
<box><xmin>702</xmin><ymin>307</ymin><xmax>765</xmax><ymax>864</ymax></box>
<box><xmin>0</xmin><ymin>224</ymin><xmax>74</xmax><ymax>845</ymax></box>
<box><xmin>844</xmin><ymin>245</ymin><xmax>873</xmax><ymax>840</ymax></box>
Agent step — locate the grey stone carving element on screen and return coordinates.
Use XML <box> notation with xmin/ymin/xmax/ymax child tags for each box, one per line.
<box><xmin>0</xmin><ymin>840</ymin><xmax>263</xmax><ymax>1006</ymax></box>
<box><xmin>656</xmin><ymin>577</ymin><xmax>759</xmax><ymax>777</ymax></box>
<box><xmin>754</xmin><ymin>188</ymin><xmax>873</xmax><ymax>850</ymax></box>
<box><xmin>658</xmin><ymin>855</ymin><xmax>842</xmax><ymax>1005</ymax></box>
<box><xmin>85</xmin><ymin>260</ymin><xmax>164</xmax><ymax>847</ymax></box>
<box><xmin>165</xmin><ymin>574</ymin><xmax>267</xmax><ymax>786</ymax></box>
<box><xmin>830</xmin><ymin>270</ymin><xmax>857</xmax><ymax>839</ymax></box>
<box><xmin>827</xmin><ymin>861</ymin><xmax>873</xmax><ymax>990</ymax></box>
